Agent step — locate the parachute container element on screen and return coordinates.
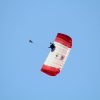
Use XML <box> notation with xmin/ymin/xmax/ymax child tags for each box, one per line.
<box><xmin>41</xmin><ymin>33</ymin><xmax>72</xmax><ymax>76</ymax></box>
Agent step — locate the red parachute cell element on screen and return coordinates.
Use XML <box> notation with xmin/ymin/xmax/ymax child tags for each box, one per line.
<box><xmin>41</xmin><ymin>33</ymin><xmax>72</xmax><ymax>76</ymax></box>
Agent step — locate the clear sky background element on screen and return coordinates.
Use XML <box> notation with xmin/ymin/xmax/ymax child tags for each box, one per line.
<box><xmin>0</xmin><ymin>0</ymin><xmax>100</xmax><ymax>100</ymax></box>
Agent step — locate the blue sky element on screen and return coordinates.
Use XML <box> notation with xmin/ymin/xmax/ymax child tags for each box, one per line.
<box><xmin>0</xmin><ymin>0</ymin><xmax>100</xmax><ymax>100</ymax></box>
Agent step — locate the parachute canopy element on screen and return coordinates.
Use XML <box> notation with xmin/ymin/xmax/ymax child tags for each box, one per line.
<box><xmin>41</xmin><ymin>33</ymin><xmax>72</xmax><ymax>76</ymax></box>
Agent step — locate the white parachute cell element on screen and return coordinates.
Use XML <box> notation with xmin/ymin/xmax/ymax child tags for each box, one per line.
<box><xmin>41</xmin><ymin>33</ymin><xmax>72</xmax><ymax>76</ymax></box>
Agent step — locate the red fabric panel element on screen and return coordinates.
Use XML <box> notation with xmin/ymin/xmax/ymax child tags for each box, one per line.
<box><xmin>55</xmin><ymin>33</ymin><xmax>72</xmax><ymax>48</ymax></box>
<box><xmin>41</xmin><ymin>64</ymin><xmax>60</xmax><ymax>76</ymax></box>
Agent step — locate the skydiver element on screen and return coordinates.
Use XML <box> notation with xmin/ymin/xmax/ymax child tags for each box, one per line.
<box><xmin>29</xmin><ymin>40</ymin><xmax>33</xmax><ymax>43</ymax></box>
<box><xmin>49</xmin><ymin>42</ymin><xmax>56</xmax><ymax>52</ymax></box>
